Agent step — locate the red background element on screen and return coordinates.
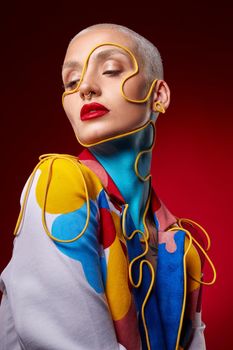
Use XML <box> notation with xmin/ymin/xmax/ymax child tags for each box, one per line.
<box><xmin>1</xmin><ymin>2</ymin><xmax>232</xmax><ymax>349</ymax></box>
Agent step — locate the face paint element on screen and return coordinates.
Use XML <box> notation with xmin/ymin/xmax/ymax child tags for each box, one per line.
<box><xmin>62</xmin><ymin>42</ymin><xmax>159</xmax><ymax>147</ymax></box>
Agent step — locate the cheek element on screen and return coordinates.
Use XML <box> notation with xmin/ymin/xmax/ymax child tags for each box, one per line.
<box><xmin>63</xmin><ymin>95</ymin><xmax>80</xmax><ymax>123</ymax></box>
<box><xmin>106</xmin><ymin>85</ymin><xmax>151</xmax><ymax>125</ymax></box>
<box><xmin>121</xmin><ymin>74</ymin><xmax>149</xmax><ymax>101</ymax></box>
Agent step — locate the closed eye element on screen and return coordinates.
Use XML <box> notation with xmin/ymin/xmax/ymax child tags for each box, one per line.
<box><xmin>63</xmin><ymin>70</ymin><xmax>121</xmax><ymax>90</ymax></box>
<box><xmin>64</xmin><ymin>79</ymin><xmax>80</xmax><ymax>90</ymax></box>
<box><xmin>102</xmin><ymin>70</ymin><xmax>122</xmax><ymax>76</ymax></box>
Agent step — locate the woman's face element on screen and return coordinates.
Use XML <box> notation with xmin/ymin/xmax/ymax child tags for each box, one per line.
<box><xmin>62</xmin><ymin>29</ymin><xmax>154</xmax><ymax>146</ymax></box>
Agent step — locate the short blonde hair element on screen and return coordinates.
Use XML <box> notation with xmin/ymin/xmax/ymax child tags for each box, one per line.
<box><xmin>71</xmin><ymin>23</ymin><xmax>164</xmax><ymax>81</ymax></box>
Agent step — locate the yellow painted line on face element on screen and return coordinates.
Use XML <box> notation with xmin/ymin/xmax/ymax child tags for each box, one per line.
<box><xmin>62</xmin><ymin>42</ymin><xmax>160</xmax><ymax>148</ymax></box>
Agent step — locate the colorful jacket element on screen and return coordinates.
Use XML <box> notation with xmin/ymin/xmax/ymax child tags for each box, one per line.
<box><xmin>0</xmin><ymin>149</ymin><xmax>207</xmax><ymax>350</ymax></box>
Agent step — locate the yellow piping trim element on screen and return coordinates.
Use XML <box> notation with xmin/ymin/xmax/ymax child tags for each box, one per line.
<box><xmin>121</xmin><ymin>181</ymin><xmax>154</xmax><ymax>350</ymax></box>
<box><xmin>177</xmin><ymin>217</ymin><xmax>211</xmax><ymax>251</ymax></box>
<box><xmin>168</xmin><ymin>219</ymin><xmax>217</xmax><ymax>349</ymax></box>
<box><xmin>134</xmin><ymin>121</ymin><xmax>156</xmax><ymax>182</ymax></box>
<box><xmin>14</xmin><ymin>154</ymin><xmax>91</xmax><ymax>243</ymax></box>
<box><xmin>62</xmin><ymin>42</ymin><xmax>157</xmax><ymax>105</ymax></box>
<box><xmin>166</xmin><ymin>227</ymin><xmax>193</xmax><ymax>350</ymax></box>
<box><xmin>176</xmin><ymin>218</ymin><xmax>216</xmax><ymax>286</ymax></box>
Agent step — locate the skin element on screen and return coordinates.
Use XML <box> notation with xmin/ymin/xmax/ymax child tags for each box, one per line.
<box><xmin>62</xmin><ymin>28</ymin><xmax>171</xmax><ymax>145</ymax></box>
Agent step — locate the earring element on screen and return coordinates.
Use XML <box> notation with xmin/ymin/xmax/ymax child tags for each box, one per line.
<box><xmin>153</xmin><ymin>101</ymin><xmax>165</xmax><ymax>114</ymax></box>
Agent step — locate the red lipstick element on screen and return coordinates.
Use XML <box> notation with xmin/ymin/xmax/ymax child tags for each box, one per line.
<box><xmin>80</xmin><ymin>102</ymin><xmax>109</xmax><ymax>121</ymax></box>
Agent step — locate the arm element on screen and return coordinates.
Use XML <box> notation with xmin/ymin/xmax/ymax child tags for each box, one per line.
<box><xmin>0</xmin><ymin>155</ymin><xmax>125</xmax><ymax>350</ymax></box>
<box><xmin>184</xmin><ymin>237</ymin><xmax>206</xmax><ymax>350</ymax></box>
<box><xmin>188</xmin><ymin>310</ymin><xmax>206</xmax><ymax>350</ymax></box>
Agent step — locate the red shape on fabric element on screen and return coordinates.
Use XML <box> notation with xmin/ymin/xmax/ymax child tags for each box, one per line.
<box><xmin>79</xmin><ymin>148</ymin><xmax>125</xmax><ymax>205</ymax></box>
<box><xmin>151</xmin><ymin>187</ymin><xmax>161</xmax><ymax>212</ymax></box>
<box><xmin>113</xmin><ymin>298</ymin><xmax>141</xmax><ymax>350</ymax></box>
<box><xmin>181</xmin><ymin>221</ymin><xmax>207</xmax><ymax>267</ymax></box>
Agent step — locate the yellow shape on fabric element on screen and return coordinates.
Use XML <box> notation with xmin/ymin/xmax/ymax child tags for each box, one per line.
<box><xmin>185</xmin><ymin>237</ymin><xmax>202</xmax><ymax>292</ymax></box>
<box><xmin>111</xmin><ymin>211</ymin><xmax>125</xmax><ymax>243</ymax></box>
<box><xmin>36</xmin><ymin>157</ymin><xmax>103</xmax><ymax>214</ymax></box>
<box><xmin>105</xmin><ymin>236</ymin><xmax>131</xmax><ymax>321</ymax></box>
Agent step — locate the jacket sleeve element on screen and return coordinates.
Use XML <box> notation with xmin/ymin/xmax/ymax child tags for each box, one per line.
<box><xmin>184</xmin><ymin>236</ymin><xmax>206</xmax><ymax>350</ymax></box>
<box><xmin>187</xmin><ymin>311</ymin><xmax>206</xmax><ymax>350</ymax></box>
<box><xmin>0</xmin><ymin>155</ymin><xmax>125</xmax><ymax>350</ymax></box>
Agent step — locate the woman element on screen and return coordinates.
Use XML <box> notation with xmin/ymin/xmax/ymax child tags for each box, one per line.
<box><xmin>0</xmin><ymin>23</ymin><xmax>216</xmax><ymax>350</ymax></box>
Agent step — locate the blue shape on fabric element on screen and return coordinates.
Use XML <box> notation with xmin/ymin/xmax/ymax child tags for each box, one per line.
<box><xmin>153</xmin><ymin>212</ymin><xmax>160</xmax><ymax>231</ymax></box>
<box><xmin>99</xmin><ymin>255</ymin><xmax>107</xmax><ymax>289</ymax></box>
<box><xmin>51</xmin><ymin>200</ymin><xmax>104</xmax><ymax>294</ymax></box>
<box><xmin>155</xmin><ymin>230</ymin><xmax>185</xmax><ymax>350</ymax></box>
<box><xmin>122</xmin><ymin>205</ymin><xmax>166</xmax><ymax>349</ymax></box>
<box><xmin>97</xmin><ymin>189</ymin><xmax>110</xmax><ymax>209</ymax></box>
<box><xmin>180</xmin><ymin>317</ymin><xmax>193</xmax><ymax>348</ymax></box>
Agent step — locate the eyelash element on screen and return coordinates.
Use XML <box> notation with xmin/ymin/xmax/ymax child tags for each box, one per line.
<box><xmin>102</xmin><ymin>69</ymin><xmax>122</xmax><ymax>76</ymax></box>
<box><xmin>63</xmin><ymin>70</ymin><xmax>122</xmax><ymax>90</ymax></box>
<box><xmin>64</xmin><ymin>79</ymin><xmax>80</xmax><ymax>90</ymax></box>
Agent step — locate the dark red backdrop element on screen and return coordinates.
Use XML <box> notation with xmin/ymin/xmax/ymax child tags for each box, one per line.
<box><xmin>1</xmin><ymin>2</ymin><xmax>232</xmax><ymax>349</ymax></box>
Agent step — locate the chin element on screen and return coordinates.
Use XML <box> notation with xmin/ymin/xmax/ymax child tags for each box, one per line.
<box><xmin>76</xmin><ymin>128</ymin><xmax>121</xmax><ymax>146</ymax></box>
<box><xmin>75</xmin><ymin>132</ymin><xmax>105</xmax><ymax>146</ymax></box>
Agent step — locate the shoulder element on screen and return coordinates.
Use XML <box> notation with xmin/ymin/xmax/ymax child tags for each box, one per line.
<box><xmin>27</xmin><ymin>153</ymin><xmax>104</xmax><ymax>215</ymax></box>
<box><xmin>184</xmin><ymin>236</ymin><xmax>202</xmax><ymax>288</ymax></box>
<box><xmin>37</xmin><ymin>153</ymin><xmax>103</xmax><ymax>185</ymax></box>
<box><xmin>182</xmin><ymin>220</ymin><xmax>208</xmax><ymax>293</ymax></box>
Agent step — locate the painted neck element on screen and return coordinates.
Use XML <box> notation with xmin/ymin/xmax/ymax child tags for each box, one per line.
<box><xmin>88</xmin><ymin>118</ymin><xmax>156</xmax><ymax>231</ymax></box>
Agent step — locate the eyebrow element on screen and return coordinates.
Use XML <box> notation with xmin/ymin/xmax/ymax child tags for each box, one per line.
<box><xmin>62</xmin><ymin>48</ymin><xmax>132</xmax><ymax>72</ymax></box>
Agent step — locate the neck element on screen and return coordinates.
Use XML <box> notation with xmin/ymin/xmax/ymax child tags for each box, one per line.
<box><xmin>88</xmin><ymin>118</ymin><xmax>155</xmax><ymax>231</ymax></box>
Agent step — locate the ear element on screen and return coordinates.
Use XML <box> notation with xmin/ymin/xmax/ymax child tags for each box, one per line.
<box><xmin>151</xmin><ymin>80</ymin><xmax>171</xmax><ymax>113</ymax></box>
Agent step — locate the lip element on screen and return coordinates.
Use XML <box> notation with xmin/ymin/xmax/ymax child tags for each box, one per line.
<box><xmin>80</xmin><ymin>102</ymin><xmax>110</xmax><ymax>121</ymax></box>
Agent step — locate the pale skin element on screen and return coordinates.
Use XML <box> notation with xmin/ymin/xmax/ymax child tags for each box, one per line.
<box><xmin>61</xmin><ymin>28</ymin><xmax>171</xmax><ymax>145</ymax></box>
<box><xmin>62</xmin><ymin>27</ymin><xmax>171</xmax><ymax>273</ymax></box>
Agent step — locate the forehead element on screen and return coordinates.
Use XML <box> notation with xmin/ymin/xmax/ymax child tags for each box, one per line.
<box><xmin>63</xmin><ymin>28</ymin><xmax>138</xmax><ymax>65</ymax></box>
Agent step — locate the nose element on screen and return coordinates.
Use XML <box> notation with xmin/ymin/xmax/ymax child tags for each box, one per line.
<box><xmin>79</xmin><ymin>74</ymin><xmax>101</xmax><ymax>100</ymax></box>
